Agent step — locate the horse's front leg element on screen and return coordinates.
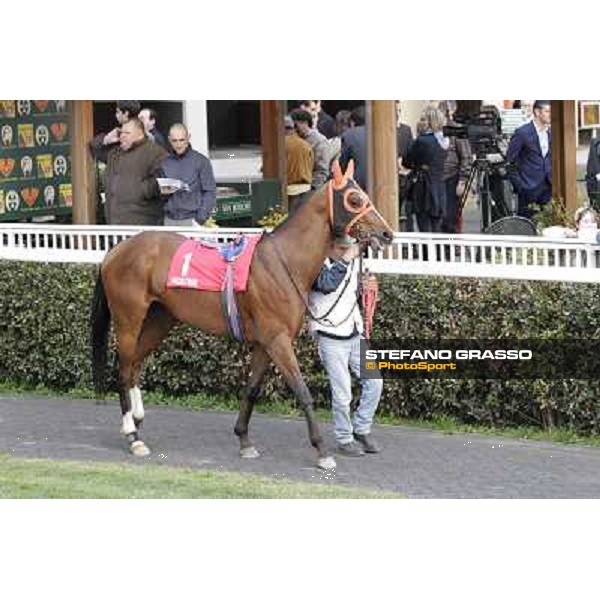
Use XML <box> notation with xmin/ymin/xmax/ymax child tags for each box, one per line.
<box><xmin>118</xmin><ymin>383</ymin><xmax>149</xmax><ymax>457</ymax></box>
<box><xmin>235</xmin><ymin>345</ymin><xmax>270</xmax><ymax>458</ymax></box>
<box><xmin>131</xmin><ymin>304</ymin><xmax>176</xmax><ymax>432</ymax></box>
<box><xmin>116</xmin><ymin>327</ymin><xmax>150</xmax><ymax>457</ymax></box>
<box><xmin>265</xmin><ymin>333</ymin><xmax>336</xmax><ymax>470</ymax></box>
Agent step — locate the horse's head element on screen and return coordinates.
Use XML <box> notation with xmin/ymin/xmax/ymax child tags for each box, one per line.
<box><xmin>328</xmin><ymin>160</ymin><xmax>394</xmax><ymax>252</ymax></box>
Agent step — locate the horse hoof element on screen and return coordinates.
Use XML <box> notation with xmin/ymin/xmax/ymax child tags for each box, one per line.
<box><xmin>317</xmin><ymin>456</ymin><xmax>336</xmax><ymax>470</ymax></box>
<box><xmin>240</xmin><ymin>446</ymin><xmax>260</xmax><ymax>459</ymax></box>
<box><xmin>130</xmin><ymin>440</ymin><xmax>150</xmax><ymax>457</ymax></box>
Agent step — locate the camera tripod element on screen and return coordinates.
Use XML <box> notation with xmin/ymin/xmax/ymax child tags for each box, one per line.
<box><xmin>458</xmin><ymin>156</ymin><xmax>516</xmax><ymax>232</ymax></box>
<box><xmin>459</xmin><ymin>151</ymin><xmax>517</xmax><ymax>231</ymax></box>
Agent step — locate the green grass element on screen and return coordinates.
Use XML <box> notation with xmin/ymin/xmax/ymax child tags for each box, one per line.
<box><xmin>0</xmin><ymin>454</ymin><xmax>399</xmax><ymax>499</ymax></box>
<box><xmin>3</xmin><ymin>382</ymin><xmax>600</xmax><ymax>449</ymax></box>
<box><xmin>376</xmin><ymin>413</ymin><xmax>600</xmax><ymax>447</ymax></box>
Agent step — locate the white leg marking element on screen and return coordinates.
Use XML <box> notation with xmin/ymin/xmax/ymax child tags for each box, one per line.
<box><xmin>121</xmin><ymin>412</ymin><xmax>136</xmax><ymax>436</ymax></box>
<box><xmin>317</xmin><ymin>456</ymin><xmax>337</xmax><ymax>470</ymax></box>
<box><xmin>130</xmin><ymin>387</ymin><xmax>144</xmax><ymax>421</ymax></box>
<box><xmin>130</xmin><ymin>440</ymin><xmax>150</xmax><ymax>457</ymax></box>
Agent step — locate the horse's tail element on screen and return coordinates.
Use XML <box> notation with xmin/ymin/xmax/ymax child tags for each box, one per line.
<box><xmin>91</xmin><ymin>268</ymin><xmax>111</xmax><ymax>394</ymax></box>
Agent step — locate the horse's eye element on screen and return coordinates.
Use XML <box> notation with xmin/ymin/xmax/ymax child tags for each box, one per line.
<box><xmin>348</xmin><ymin>193</ymin><xmax>365</xmax><ymax>209</ymax></box>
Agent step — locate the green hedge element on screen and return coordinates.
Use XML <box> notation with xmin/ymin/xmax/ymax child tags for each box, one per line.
<box><xmin>2</xmin><ymin>260</ymin><xmax>600</xmax><ymax>434</ymax></box>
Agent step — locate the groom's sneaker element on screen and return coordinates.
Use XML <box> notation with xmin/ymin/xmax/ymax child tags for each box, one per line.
<box><xmin>336</xmin><ymin>440</ymin><xmax>365</xmax><ymax>457</ymax></box>
<box><xmin>353</xmin><ymin>433</ymin><xmax>381</xmax><ymax>453</ymax></box>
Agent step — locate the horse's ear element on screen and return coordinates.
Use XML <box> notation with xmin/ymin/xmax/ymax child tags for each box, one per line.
<box><xmin>345</xmin><ymin>159</ymin><xmax>355</xmax><ymax>181</ymax></box>
<box><xmin>332</xmin><ymin>160</ymin><xmax>344</xmax><ymax>186</ymax></box>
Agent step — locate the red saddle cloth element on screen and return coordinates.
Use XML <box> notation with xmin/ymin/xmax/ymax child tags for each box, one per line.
<box><xmin>166</xmin><ymin>234</ymin><xmax>263</xmax><ymax>292</ymax></box>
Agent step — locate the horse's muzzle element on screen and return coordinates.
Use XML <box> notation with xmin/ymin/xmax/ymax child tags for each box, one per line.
<box><xmin>370</xmin><ymin>229</ymin><xmax>393</xmax><ymax>250</ymax></box>
<box><xmin>378</xmin><ymin>230</ymin><xmax>394</xmax><ymax>244</ymax></box>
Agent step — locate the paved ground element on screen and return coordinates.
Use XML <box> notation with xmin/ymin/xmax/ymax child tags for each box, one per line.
<box><xmin>2</xmin><ymin>393</ymin><xmax>600</xmax><ymax>498</ymax></box>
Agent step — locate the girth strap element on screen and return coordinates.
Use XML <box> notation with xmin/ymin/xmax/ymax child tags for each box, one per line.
<box><xmin>220</xmin><ymin>263</ymin><xmax>245</xmax><ymax>342</ymax></box>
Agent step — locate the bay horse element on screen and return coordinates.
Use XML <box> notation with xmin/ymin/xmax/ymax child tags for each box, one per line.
<box><xmin>91</xmin><ymin>161</ymin><xmax>393</xmax><ymax>470</ymax></box>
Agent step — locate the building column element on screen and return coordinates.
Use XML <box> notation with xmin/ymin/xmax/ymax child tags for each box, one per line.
<box><xmin>70</xmin><ymin>100</ymin><xmax>96</xmax><ymax>224</ymax></box>
<box><xmin>400</xmin><ymin>100</ymin><xmax>426</xmax><ymax>135</ymax></box>
<box><xmin>367</xmin><ymin>100</ymin><xmax>399</xmax><ymax>230</ymax></box>
<box><xmin>183</xmin><ymin>100</ymin><xmax>209</xmax><ymax>156</ymax></box>
<box><xmin>551</xmin><ymin>100</ymin><xmax>577</xmax><ymax>215</ymax></box>
<box><xmin>260</xmin><ymin>100</ymin><xmax>287</xmax><ymax>208</ymax></box>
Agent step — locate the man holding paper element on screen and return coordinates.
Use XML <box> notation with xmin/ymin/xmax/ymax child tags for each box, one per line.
<box><xmin>160</xmin><ymin>123</ymin><xmax>217</xmax><ymax>227</ymax></box>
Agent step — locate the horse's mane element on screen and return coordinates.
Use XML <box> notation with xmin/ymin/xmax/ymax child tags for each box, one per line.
<box><xmin>271</xmin><ymin>160</ymin><xmax>356</xmax><ymax>237</ymax></box>
<box><xmin>270</xmin><ymin>183</ymin><xmax>328</xmax><ymax>236</ymax></box>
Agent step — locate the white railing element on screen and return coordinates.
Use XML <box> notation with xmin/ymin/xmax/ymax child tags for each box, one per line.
<box><xmin>0</xmin><ymin>224</ymin><xmax>264</xmax><ymax>264</ymax></box>
<box><xmin>365</xmin><ymin>232</ymin><xmax>600</xmax><ymax>283</ymax></box>
<box><xmin>1</xmin><ymin>224</ymin><xmax>600</xmax><ymax>283</ymax></box>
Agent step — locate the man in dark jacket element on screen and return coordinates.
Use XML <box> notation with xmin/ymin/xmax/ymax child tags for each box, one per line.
<box><xmin>300</xmin><ymin>100</ymin><xmax>337</xmax><ymax>139</ymax></box>
<box><xmin>340</xmin><ymin>107</ymin><xmax>368</xmax><ymax>191</ymax></box>
<box><xmin>506</xmin><ymin>100</ymin><xmax>552</xmax><ymax>218</ymax></box>
<box><xmin>89</xmin><ymin>117</ymin><xmax>166</xmax><ymax>225</ymax></box>
<box><xmin>92</xmin><ymin>100</ymin><xmax>141</xmax><ymax>151</ymax></box>
<box><xmin>396</xmin><ymin>101</ymin><xmax>414</xmax><ymax>163</ymax></box>
<box><xmin>316</xmin><ymin>103</ymin><xmax>337</xmax><ymax>140</ymax></box>
<box><xmin>139</xmin><ymin>108</ymin><xmax>168</xmax><ymax>149</ymax></box>
<box><xmin>396</xmin><ymin>101</ymin><xmax>415</xmax><ymax>223</ymax></box>
<box><xmin>160</xmin><ymin>123</ymin><xmax>216</xmax><ymax>226</ymax></box>
<box><xmin>586</xmin><ymin>137</ymin><xmax>600</xmax><ymax>210</ymax></box>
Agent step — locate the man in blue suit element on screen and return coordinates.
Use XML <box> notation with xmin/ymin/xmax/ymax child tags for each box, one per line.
<box><xmin>506</xmin><ymin>100</ymin><xmax>552</xmax><ymax>218</ymax></box>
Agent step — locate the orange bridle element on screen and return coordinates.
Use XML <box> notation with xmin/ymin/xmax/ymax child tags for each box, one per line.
<box><xmin>327</xmin><ymin>179</ymin><xmax>386</xmax><ymax>239</ymax></box>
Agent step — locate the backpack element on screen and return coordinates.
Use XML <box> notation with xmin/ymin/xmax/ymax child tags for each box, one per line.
<box><xmin>405</xmin><ymin>168</ymin><xmax>434</xmax><ymax>215</ymax></box>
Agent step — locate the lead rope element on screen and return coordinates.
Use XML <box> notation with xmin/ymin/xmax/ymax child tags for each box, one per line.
<box><xmin>362</xmin><ymin>271</ymin><xmax>379</xmax><ymax>340</ymax></box>
<box><xmin>359</xmin><ymin>247</ymin><xmax>379</xmax><ymax>340</ymax></box>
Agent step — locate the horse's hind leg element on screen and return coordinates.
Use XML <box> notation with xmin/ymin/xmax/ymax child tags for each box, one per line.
<box><xmin>235</xmin><ymin>345</ymin><xmax>270</xmax><ymax>459</ymax></box>
<box><xmin>130</xmin><ymin>303</ymin><xmax>176</xmax><ymax>430</ymax></box>
<box><xmin>265</xmin><ymin>333</ymin><xmax>336</xmax><ymax>470</ymax></box>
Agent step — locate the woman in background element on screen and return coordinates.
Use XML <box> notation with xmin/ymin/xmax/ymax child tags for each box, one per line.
<box><xmin>404</xmin><ymin>104</ymin><xmax>448</xmax><ymax>232</ymax></box>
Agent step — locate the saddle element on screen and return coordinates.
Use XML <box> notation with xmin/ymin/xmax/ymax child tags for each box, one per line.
<box><xmin>218</xmin><ymin>236</ymin><xmax>249</xmax><ymax>262</ymax></box>
<box><xmin>166</xmin><ymin>233</ymin><xmax>263</xmax><ymax>342</ymax></box>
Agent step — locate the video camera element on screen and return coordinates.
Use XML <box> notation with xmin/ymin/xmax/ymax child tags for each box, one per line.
<box><xmin>444</xmin><ymin>106</ymin><xmax>519</xmax><ymax>228</ymax></box>
<box><xmin>443</xmin><ymin>106</ymin><xmax>504</xmax><ymax>159</ymax></box>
